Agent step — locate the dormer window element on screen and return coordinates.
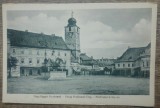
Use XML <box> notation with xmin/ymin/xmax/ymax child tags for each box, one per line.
<box><xmin>128</xmin><ymin>56</ymin><xmax>132</xmax><ymax>60</ymax></box>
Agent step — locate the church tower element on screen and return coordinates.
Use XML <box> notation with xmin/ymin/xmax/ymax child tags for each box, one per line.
<box><xmin>65</xmin><ymin>12</ymin><xmax>80</xmax><ymax>63</ymax></box>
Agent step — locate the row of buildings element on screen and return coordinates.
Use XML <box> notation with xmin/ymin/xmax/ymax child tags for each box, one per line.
<box><xmin>79</xmin><ymin>43</ymin><xmax>150</xmax><ymax>78</ymax></box>
<box><xmin>7</xmin><ymin>14</ymin><xmax>150</xmax><ymax>78</ymax></box>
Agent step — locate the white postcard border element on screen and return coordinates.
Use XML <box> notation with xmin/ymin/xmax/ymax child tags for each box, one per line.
<box><xmin>2</xmin><ymin>3</ymin><xmax>157</xmax><ymax>106</ymax></box>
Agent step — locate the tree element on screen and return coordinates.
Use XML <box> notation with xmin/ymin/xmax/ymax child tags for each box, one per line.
<box><xmin>7</xmin><ymin>56</ymin><xmax>18</xmax><ymax>78</ymax></box>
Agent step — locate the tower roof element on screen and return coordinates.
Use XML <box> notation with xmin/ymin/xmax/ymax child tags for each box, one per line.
<box><xmin>68</xmin><ymin>17</ymin><xmax>77</xmax><ymax>26</ymax></box>
<box><xmin>67</xmin><ymin>11</ymin><xmax>77</xmax><ymax>26</ymax></box>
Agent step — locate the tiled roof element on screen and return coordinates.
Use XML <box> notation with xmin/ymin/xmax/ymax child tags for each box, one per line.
<box><xmin>80</xmin><ymin>53</ymin><xmax>92</xmax><ymax>61</ymax></box>
<box><xmin>116</xmin><ymin>47</ymin><xmax>145</xmax><ymax>62</ymax></box>
<box><xmin>7</xmin><ymin>29</ymin><xmax>69</xmax><ymax>50</ymax></box>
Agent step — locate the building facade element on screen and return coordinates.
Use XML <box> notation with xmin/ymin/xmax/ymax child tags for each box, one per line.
<box><xmin>114</xmin><ymin>44</ymin><xmax>150</xmax><ymax>77</ymax></box>
<box><xmin>7</xmin><ymin>29</ymin><xmax>72</xmax><ymax>77</ymax></box>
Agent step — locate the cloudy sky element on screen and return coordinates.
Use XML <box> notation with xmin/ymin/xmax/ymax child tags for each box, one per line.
<box><xmin>7</xmin><ymin>8</ymin><xmax>152</xmax><ymax>59</ymax></box>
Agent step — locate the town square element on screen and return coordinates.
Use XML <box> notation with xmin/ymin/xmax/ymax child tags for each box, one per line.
<box><xmin>7</xmin><ymin>8</ymin><xmax>151</xmax><ymax>95</ymax></box>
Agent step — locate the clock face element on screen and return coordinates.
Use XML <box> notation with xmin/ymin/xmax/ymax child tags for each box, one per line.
<box><xmin>67</xmin><ymin>32</ymin><xmax>74</xmax><ymax>38</ymax></box>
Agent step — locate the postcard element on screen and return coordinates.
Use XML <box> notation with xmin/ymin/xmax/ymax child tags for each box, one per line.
<box><xmin>2</xmin><ymin>3</ymin><xmax>157</xmax><ymax>106</ymax></box>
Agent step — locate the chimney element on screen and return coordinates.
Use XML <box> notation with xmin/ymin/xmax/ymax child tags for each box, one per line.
<box><xmin>25</xmin><ymin>30</ymin><xmax>28</xmax><ymax>32</ymax></box>
<box><xmin>51</xmin><ymin>34</ymin><xmax>55</xmax><ymax>36</ymax></box>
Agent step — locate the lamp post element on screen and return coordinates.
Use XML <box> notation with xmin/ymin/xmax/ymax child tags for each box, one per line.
<box><xmin>44</xmin><ymin>39</ymin><xmax>48</xmax><ymax>74</ymax></box>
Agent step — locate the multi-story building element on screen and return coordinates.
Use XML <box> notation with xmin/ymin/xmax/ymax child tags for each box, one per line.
<box><xmin>7</xmin><ymin>29</ymin><xmax>72</xmax><ymax>77</ymax></box>
<box><xmin>134</xmin><ymin>43</ymin><xmax>150</xmax><ymax>77</ymax></box>
<box><xmin>114</xmin><ymin>44</ymin><xmax>150</xmax><ymax>77</ymax></box>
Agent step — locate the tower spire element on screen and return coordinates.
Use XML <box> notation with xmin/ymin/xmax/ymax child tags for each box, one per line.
<box><xmin>71</xmin><ymin>11</ymin><xmax>74</xmax><ymax>18</ymax></box>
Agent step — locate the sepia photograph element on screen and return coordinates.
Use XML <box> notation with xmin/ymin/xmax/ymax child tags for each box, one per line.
<box><xmin>2</xmin><ymin>3</ymin><xmax>157</xmax><ymax>106</ymax></box>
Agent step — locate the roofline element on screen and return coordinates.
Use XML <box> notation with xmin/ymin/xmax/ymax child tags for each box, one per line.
<box><xmin>10</xmin><ymin>45</ymin><xmax>71</xmax><ymax>51</ymax></box>
<box><xmin>7</xmin><ymin>28</ymin><xmax>62</xmax><ymax>38</ymax></box>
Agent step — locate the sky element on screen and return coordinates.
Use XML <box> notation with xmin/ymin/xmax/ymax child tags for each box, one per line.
<box><xmin>7</xmin><ymin>8</ymin><xmax>152</xmax><ymax>59</ymax></box>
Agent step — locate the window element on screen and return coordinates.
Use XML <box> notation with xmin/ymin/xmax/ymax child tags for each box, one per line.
<box><xmin>132</xmin><ymin>64</ymin><xmax>134</xmax><ymax>67</ymax></box>
<box><xmin>37</xmin><ymin>59</ymin><xmax>40</xmax><ymax>64</ymax></box>
<box><xmin>21</xmin><ymin>50</ymin><xmax>24</xmax><ymax>54</ymax></box>
<box><xmin>77</xmin><ymin>28</ymin><xmax>79</xmax><ymax>32</ymax></box>
<box><xmin>118</xmin><ymin>64</ymin><xmax>120</xmax><ymax>67</ymax></box>
<box><xmin>13</xmin><ymin>49</ymin><xmax>15</xmax><ymax>53</ymax></box>
<box><xmin>21</xmin><ymin>58</ymin><xmax>24</xmax><ymax>63</ymax></box>
<box><xmin>65</xmin><ymin>53</ymin><xmax>67</xmax><ymax>56</ymax></box>
<box><xmin>143</xmin><ymin>61</ymin><xmax>145</xmax><ymax>67</ymax></box>
<box><xmin>52</xmin><ymin>51</ymin><xmax>55</xmax><ymax>56</ymax></box>
<box><xmin>58</xmin><ymin>52</ymin><xmax>60</xmax><ymax>56</ymax></box>
<box><xmin>128</xmin><ymin>64</ymin><xmax>130</xmax><ymax>67</ymax></box>
<box><xmin>29</xmin><ymin>58</ymin><xmax>32</xmax><ymax>64</ymax></box>
<box><xmin>147</xmin><ymin>61</ymin><xmax>149</xmax><ymax>67</ymax></box>
<box><xmin>69</xmin><ymin>27</ymin><xmax>71</xmax><ymax>31</ymax></box>
<box><xmin>123</xmin><ymin>64</ymin><xmax>125</xmax><ymax>67</ymax></box>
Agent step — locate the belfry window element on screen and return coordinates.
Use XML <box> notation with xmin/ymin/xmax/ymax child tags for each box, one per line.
<box><xmin>69</xmin><ymin>27</ymin><xmax>71</xmax><ymax>31</ymax></box>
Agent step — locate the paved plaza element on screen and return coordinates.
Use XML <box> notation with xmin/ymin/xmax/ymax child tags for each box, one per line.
<box><xmin>7</xmin><ymin>75</ymin><xmax>149</xmax><ymax>95</ymax></box>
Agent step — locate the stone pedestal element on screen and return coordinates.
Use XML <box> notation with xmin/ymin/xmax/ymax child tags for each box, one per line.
<box><xmin>48</xmin><ymin>71</ymin><xmax>66</xmax><ymax>80</ymax></box>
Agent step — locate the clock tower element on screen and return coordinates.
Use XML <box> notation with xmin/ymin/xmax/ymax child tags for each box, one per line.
<box><xmin>65</xmin><ymin>12</ymin><xmax>80</xmax><ymax>63</ymax></box>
